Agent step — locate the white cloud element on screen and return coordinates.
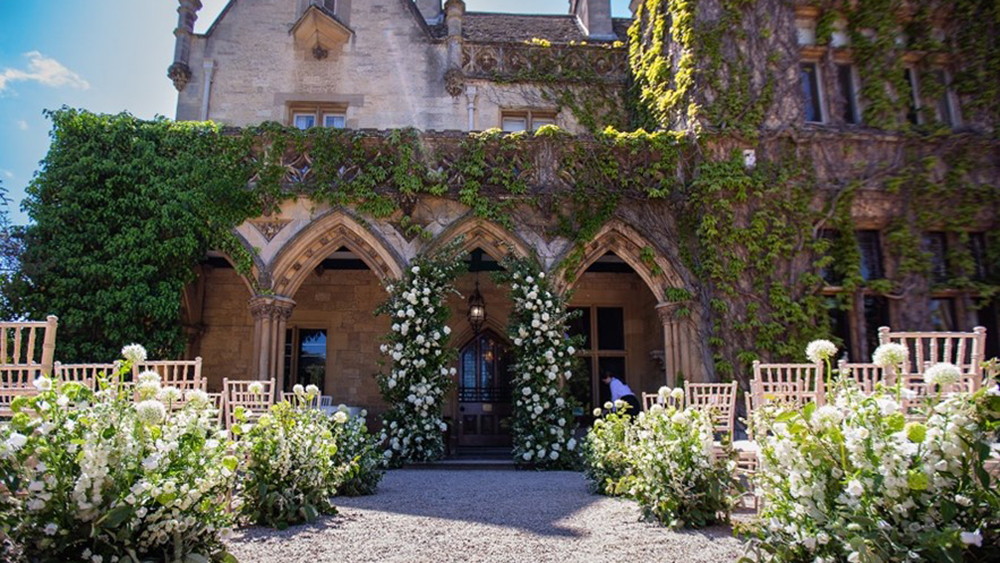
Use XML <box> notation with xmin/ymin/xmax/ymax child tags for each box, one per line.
<box><xmin>0</xmin><ymin>169</ymin><xmax>13</xmax><ymax>180</ymax></box>
<box><xmin>0</xmin><ymin>51</ymin><xmax>90</xmax><ymax>93</ymax></box>
<box><xmin>16</xmin><ymin>120</ymin><xmax>28</xmax><ymax>131</ymax></box>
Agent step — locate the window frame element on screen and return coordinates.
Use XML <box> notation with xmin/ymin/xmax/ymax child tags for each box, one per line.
<box><xmin>800</xmin><ymin>61</ymin><xmax>827</xmax><ymax>124</ymax></box>
<box><xmin>499</xmin><ymin>109</ymin><xmax>558</xmax><ymax>133</ymax></box>
<box><xmin>903</xmin><ymin>66</ymin><xmax>922</xmax><ymax>125</ymax></box>
<box><xmin>569</xmin><ymin>304</ymin><xmax>628</xmax><ymax>411</ymax></box>
<box><xmin>930</xmin><ymin>69</ymin><xmax>960</xmax><ymax>128</ymax></box>
<box><xmin>283</xmin><ymin>326</ymin><xmax>329</xmax><ymax>393</ymax></box>
<box><xmin>287</xmin><ymin>102</ymin><xmax>349</xmax><ymax>129</ymax></box>
<box><xmin>835</xmin><ymin>63</ymin><xmax>861</xmax><ymax>125</ymax></box>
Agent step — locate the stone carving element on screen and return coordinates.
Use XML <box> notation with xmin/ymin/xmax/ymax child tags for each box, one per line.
<box><xmin>251</xmin><ymin>219</ymin><xmax>291</xmax><ymax>242</ymax></box>
<box><xmin>167</xmin><ymin>61</ymin><xmax>193</xmax><ymax>92</ymax></box>
<box><xmin>312</xmin><ymin>44</ymin><xmax>329</xmax><ymax>60</ymax></box>
<box><xmin>461</xmin><ymin>43</ymin><xmax>626</xmax><ymax>81</ymax></box>
<box><xmin>444</xmin><ymin>68</ymin><xmax>465</xmax><ymax>97</ymax></box>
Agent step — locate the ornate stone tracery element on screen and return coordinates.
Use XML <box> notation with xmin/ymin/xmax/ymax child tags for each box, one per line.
<box><xmin>269</xmin><ymin>210</ymin><xmax>404</xmax><ymax>298</ymax></box>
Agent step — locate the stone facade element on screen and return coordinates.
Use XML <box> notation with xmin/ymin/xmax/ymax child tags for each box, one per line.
<box><xmin>172</xmin><ymin>0</ymin><xmax>999</xmax><ymax>421</ymax></box>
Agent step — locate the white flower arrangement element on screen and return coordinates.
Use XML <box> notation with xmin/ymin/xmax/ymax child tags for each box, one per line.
<box><xmin>0</xmin><ymin>352</ymin><xmax>238</xmax><ymax>562</ymax></box>
<box><xmin>495</xmin><ymin>256</ymin><xmax>579</xmax><ymax>469</ymax></box>
<box><xmin>375</xmin><ymin>241</ymin><xmax>465</xmax><ymax>466</ymax></box>
<box><xmin>744</xmin><ymin>368</ymin><xmax>1000</xmax><ymax>562</ymax></box>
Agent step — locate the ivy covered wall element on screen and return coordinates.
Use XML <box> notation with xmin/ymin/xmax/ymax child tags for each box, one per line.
<box><xmin>6</xmin><ymin>0</ymin><xmax>999</xmax><ymax>384</ymax></box>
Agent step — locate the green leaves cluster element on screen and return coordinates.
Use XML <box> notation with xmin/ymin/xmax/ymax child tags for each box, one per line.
<box><xmin>16</xmin><ymin>109</ymin><xmax>259</xmax><ymax>362</ymax></box>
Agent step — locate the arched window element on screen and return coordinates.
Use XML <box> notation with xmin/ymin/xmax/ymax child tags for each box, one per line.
<box><xmin>458</xmin><ymin>330</ymin><xmax>511</xmax><ymax>403</ymax></box>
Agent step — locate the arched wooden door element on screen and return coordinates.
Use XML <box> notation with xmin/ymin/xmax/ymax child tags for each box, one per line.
<box><xmin>457</xmin><ymin>330</ymin><xmax>512</xmax><ymax>447</ymax></box>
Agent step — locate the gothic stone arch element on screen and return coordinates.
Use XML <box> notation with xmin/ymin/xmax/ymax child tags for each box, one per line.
<box><xmin>557</xmin><ymin>220</ymin><xmax>683</xmax><ymax>303</ymax></box>
<box><xmin>269</xmin><ymin>209</ymin><xmax>405</xmax><ymax>298</ymax></box>
<box><xmin>425</xmin><ymin>214</ymin><xmax>534</xmax><ymax>262</ymax></box>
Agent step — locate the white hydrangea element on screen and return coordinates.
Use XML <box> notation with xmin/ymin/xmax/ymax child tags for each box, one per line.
<box><xmin>305</xmin><ymin>384</ymin><xmax>320</xmax><ymax>397</ymax></box>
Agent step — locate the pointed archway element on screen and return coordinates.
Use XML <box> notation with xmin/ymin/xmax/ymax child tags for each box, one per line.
<box><xmin>269</xmin><ymin>209</ymin><xmax>405</xmax><ymax>297</ymax></box>
<box><xmin>424</xmin><ymin>213</ymin><xmax>534</xmax><ymax>262</ymax></box>
<box><xmin>557</xmin><ymin>220</ymin><xmax>683</xmax><ymax>302</ymax></box>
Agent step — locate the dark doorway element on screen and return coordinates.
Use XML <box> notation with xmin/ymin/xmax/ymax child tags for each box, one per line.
<box><xmin>457</xmin><ymin>330</ymin><xmax>512</xmax><ymax>448</ymax></box>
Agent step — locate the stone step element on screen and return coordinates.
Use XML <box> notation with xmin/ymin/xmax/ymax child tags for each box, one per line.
<box><xmin>402</xmin><ymin>457</ymin><xmax>517</xmax><ymax>471</ymax></box>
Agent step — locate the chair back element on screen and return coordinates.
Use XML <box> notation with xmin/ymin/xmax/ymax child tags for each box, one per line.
<box><xmin>898</xmin><ymin>374</ymin><xmax>970</xmax><ymax>418</ymax></box>
<box><xmin>0</xmin><ymin>316</ymin><xmax>58</xmax><ymax>375</ymax></box>
<box><xmin>878</xmin><ymin>326</ymin><xmax>987</xmax><ymax>389</ymax></box>
<box><xmin>223</xmin><ymin>378</ymin><xmax>276</xmax><ymax>430</ymax></box>
<box><xmin>836</xmin><ymin>361</ymin><xmax>887</xmax><ymax>394</ymax></box>
<box><xmin>206</xmin><ymin>392</ymin><xmax>226</xmax><ymax>425</ymax></box>
<box><xmin>686</xmin><ymin>381</ymin><xmax>738</xmax><ymax>436</ymax></box>
<box><xmin>752</xmin><ymin>361</ymin><xmax>825</xmax><ymax>406</ymax></box>
<box><xmin>281</xmin><ymin>391</ymin><xmax>320</xmax><ymax>408</ymax></box>
<box><xmin>319</xmin><ymin>395</ymin><xmax>334</xmax><ymax>407</ymax></box>
<box><xmin>134</xmin><ymin>358</ymin><xmax>205</xmax><ymax>394</ymax></box>
<box><xmin>54</xmin><ymin>362</ymin><xmax>117</xmax><ymax>390</ymax></box>
<box><xmin>641</xmin><ymin>391</ymin><xmax>681</xmax><ymax>411</ymax></box>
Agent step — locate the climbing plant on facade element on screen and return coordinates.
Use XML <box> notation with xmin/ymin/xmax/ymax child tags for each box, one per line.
<box><xmin>375</xmin><ymin>241</ymin><xmax>465</xmax><ymax>466</ymax></box>
<box><xmin>494</xmin><ymin>255</ymin><xmax>581</xmax><ymax>469</ymax></box>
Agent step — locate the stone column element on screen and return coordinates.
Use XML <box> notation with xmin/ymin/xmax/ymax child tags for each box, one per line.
<box><xmin>656</xmin><ymin>301</ymin><xmax>687</xmax><ymax>387</ymax></box>
<box><xmin>249</xmin><ymin>295</ymin><xmax>296</xmax><ymax>384</ymax></box>
<box><xmin>169</xmin><ymin>0</ymin><xmax>202</xmax><ymax>91</ymax></box>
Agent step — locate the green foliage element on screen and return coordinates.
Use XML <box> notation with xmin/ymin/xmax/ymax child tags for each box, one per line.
<box><xmin>581</xmin><ymin>407</ymin><xmax>634</xmax><ymax>494</ymax></box>
<box><xmin>329</xmin><ymin>409</ymin><xmax>385</xmax><ymax>497</ymax></box>
<box><xmin>17</xmin><ymin>109</ymin><xmax>259</xmax><ymax>361</ymax></box>
<box><xmin>239</xmin><ymin>401</ymin><xmax>341</xmax><ymax>529</ymax></box>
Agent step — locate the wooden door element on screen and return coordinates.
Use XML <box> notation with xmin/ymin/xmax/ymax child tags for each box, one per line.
<box><xmin>457</xmin><ymin>330</ymin><xmax>512</xmax><ymax>448</ymax></box>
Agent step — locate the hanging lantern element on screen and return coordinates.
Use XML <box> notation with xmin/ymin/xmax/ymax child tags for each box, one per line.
<box><xmin>467</xmin><ymin>279</ymin><xmax>487</xmax><ymax>334</ymax></box>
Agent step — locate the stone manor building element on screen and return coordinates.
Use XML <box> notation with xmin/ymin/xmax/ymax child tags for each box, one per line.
<box><xmin>168</xmin><ymin>0</ymin><xmax>998</xmax><ymax>448</ymax></box>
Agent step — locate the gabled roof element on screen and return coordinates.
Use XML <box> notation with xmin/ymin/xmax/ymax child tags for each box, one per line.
<box><xmin>427</xmin><ymin>12</ymin><xmax>631</xmax><ymax>44</ymax></box>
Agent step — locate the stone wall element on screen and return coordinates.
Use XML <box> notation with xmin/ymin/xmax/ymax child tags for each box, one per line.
<box><xmin>176</xmin><ymin>0</ymin><xmax>589</xmax><ymax>133</ymax></box>
<box><xmin>196</xmin><ymin>266</ymin><xmax>255</xmax><ymax>390</ymax></box>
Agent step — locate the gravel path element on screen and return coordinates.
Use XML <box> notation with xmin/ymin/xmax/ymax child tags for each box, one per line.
<box><xmin>227</xmin><ymin>469</ymin><xmax>746</xmax><ymax>563</ymax></box>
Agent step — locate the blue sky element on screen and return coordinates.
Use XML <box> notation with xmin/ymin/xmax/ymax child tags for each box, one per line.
<box><xmin>0</xmin><ymin>0</ymin><xmax>633</xmax><ymax>224</ymax></box>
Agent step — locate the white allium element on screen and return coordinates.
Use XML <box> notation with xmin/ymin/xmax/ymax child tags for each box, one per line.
<box><xmin>136</xmin><ymin>380</ymin><xmax>161</xmax><ymax>399</ymax></box>
<box><xmin>332</xmin><ymin>411</ymin><xmax>349</xmax><ymax>424</ymax></box>
<box><xmin>924</xmin><ymin>362</ymin><xmax>962</xmax><ymax>387</ymax></box>
<box><xmin>670</xmin><ymin>388</ymin><xmax>685</xmax><ymax>402</ymax></box>
<box><xmin>247</xmin><ymin>381</ymin><xmax>264</xmax><ymax>395</ymax></box>
<box><xmin>293</xmin><ymin>384</ymin><xmax>305</xmax><ymax>396</ymax></box>
<box><xmin>872</xmin><ymin>343</ymin><xmax>907</xmax><ymax>367</ymax></box>
<box><xmin>137</xmin><ymin>370</ymin><xmax>161</xmax><ymax>384</ymax></box>
<box><xmin>805</xmin><ymin>339</ymin><xmax>838</xmax><ymax>363</ymax></box>
<box><xmin>845</xmin><ymin>479</ymin><xmax>864</xmax><ymax>497</ymax></box>
<box><xmin>157</xmin><ymin>386</ymin><xmax>182</xmax><ymax>403</ymax></box>
<box><xmin>136</xmin><ymin>400</ymin><xmax>166</xmax><ymax>425</ymax></box>
<box><xmin>185</xmin><ymin>389</ymin><xmax>209</xmax><ymax>406</ymax></box>
<box><xmin>121</xmin><ymin>343</ymin><xmax>147</xmax><ymax>364</ymax></box>
<box><xmin>305</xmin><ymin>384</ymin><xmax>320</xmax><ymax>396</ymax></box>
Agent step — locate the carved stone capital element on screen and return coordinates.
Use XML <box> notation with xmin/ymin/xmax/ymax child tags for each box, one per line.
<box><xmin>249</xmin><ymin>295</ymin><xmax>296</xmax><ymax>321</ymax></box>
<box><xmin>167</xmin><ymin>61</ymin><xmax>193</xmax><ymax>92</ymax></box>
<box><xmin>655</xmin><ymin>301</ymin><xmax>687</xmax><ymax>325</ymax></box>
<box><xmin>444</xmin><ymin>68</ymin><xmax>465</xmax><ymax>97</ymax></box>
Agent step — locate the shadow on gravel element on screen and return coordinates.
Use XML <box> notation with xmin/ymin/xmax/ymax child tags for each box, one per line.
<box><xmin>334</xmin><ymin>469</ymin><xmax>601</xmax><ymax>538</ymax></box>
<box><xmin>233</xmin><ymin>513</ymin><xmax>351</xmax><ymax>542</ymax></box>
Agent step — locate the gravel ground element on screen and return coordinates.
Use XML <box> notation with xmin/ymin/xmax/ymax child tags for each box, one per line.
<box><xmin>227</xmin><ymin>469</ymin><xmax>747</xmax><ymax>563</ymax></box>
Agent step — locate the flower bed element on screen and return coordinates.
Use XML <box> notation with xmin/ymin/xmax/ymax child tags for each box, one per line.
<box><xmin>582</xmin><ymin>394</ymin><xmax>740</xmax><ymax>529</ymax></box>
<box><xmin>0</xmin><ymin>352</ymin><xmax>238</xmax><ymax>562</ymax></box>
<box><xmin>739</xmin><ymin>349</ymin><xmax>1000</xmax><ymax>562</ymax></box>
